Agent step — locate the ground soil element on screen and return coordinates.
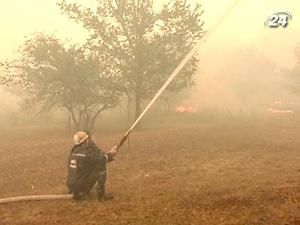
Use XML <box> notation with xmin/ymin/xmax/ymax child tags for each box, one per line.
<box><xmin>1</xmin><ymin>117</ymin><xmax>300</xmax><ymax>225</ymax></box>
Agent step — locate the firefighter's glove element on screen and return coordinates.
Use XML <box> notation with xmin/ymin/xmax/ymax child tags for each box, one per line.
<box><xmin>109</xmin><ymin>145</ymin><xmax>119</xmax><ymax>157</ymax></box>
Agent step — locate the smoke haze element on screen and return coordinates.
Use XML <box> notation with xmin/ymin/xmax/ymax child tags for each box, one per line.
<box><xmin>0</xmin><ymin>0</ymin><xmax>300</xmax><ymax>126</ymax></box>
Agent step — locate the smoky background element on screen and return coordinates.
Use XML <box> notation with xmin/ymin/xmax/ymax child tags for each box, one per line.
<box><xmin>0</xmin><ymin>0</ymin><xmax>299</xmax><ymax>135</ymax></box>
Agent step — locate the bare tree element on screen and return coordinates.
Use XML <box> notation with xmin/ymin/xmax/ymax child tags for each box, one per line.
<box><xmin>58</xmin><ymin>0</ymin><xmax>205</xmax><ymax>121</ymax></box>
<box><xmin>1</xmin><ymin>33</ymin><xmax>122</xmax><ymax>131</ymax></box>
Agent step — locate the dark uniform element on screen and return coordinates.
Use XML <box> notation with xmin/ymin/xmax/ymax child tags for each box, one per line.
<box><xmin>67</xmin><ymin>141</ymin><xmax>114</xmax><ymax>200</ymax></box>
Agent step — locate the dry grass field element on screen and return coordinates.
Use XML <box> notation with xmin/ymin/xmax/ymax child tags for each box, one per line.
<box><xmin>1</xmin><ymin>116</ymin><xmax>300</xmax><ymax>225</ymax></box>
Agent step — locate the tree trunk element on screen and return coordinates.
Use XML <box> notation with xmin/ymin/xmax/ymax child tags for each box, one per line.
<box><xmin>88</xmin><ymin>117</ymin><xmax>97</xmax><ymax>132</ymax></box>
<box><xmin>134</xmin><ymin>73</ymin><xmax>142</xmax><ymax>121</ymax></box>
<box><xmin>127</xmin><ymin>95</ymin><xmax>133</xmax><ymax>125</ymax></box>
<box><xmin>134</xmin><ymin>94</ymin><xmax>142</xmax><ymax>130</ymax></box>
<box><xmin>67</xmin><ymin>111</ymin><xmax>72</xmax><ymax>132</ymax></box>
<box><xmin>68</xmin><ymin>108</ymin><xmax>79</xmax><ymax>131</ymax></box>
<box><xmin>134</xmin><ymin>94</ymin><xmax>141</xmax><ymax>121</ymax></box>
<box><xmin>88</xmin><ymin>105</ymin><xmax>106</xmax><ymax>132</ymax></box>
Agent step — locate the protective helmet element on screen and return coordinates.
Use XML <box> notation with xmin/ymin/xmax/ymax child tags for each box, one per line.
<box><xmin>73</xmin><ymin>131</ymin><xmax>89</xmax><ymax>145</ymax></box>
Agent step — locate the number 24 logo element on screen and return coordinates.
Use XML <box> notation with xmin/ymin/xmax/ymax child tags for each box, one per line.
<box><xmin>265</xmin><ymin>11</ymin><xmax>292</xmax><ymax>28</ymax></box>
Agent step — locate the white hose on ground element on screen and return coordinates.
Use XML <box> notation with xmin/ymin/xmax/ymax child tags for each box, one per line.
<box><xmin>0</xmin><ymin>194</ymin><xmax>73</xmax><ymax>204</ymax></box>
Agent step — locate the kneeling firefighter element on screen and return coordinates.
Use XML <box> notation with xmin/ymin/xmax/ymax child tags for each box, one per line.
<box><xmin>67</xmin><ymin>131</ymin><xmax>118</xmax><ymax>201</ymax></box>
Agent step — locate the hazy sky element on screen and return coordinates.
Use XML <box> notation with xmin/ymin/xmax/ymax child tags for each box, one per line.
<box><xmin>0</xmin><ymin>0</ymin><xmax>299</xmax><ymax>68</ymax></box>
<box><xmin>1</xmin><ymin>0</ymin><xmax>300</xmax><ymax>112</ymax></box>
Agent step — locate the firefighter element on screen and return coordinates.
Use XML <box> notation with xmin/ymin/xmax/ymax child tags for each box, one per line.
<box><xmin>67</xmin><ymin>131</ymin><xmax>118</xmax><ymax>201</ymax></box>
